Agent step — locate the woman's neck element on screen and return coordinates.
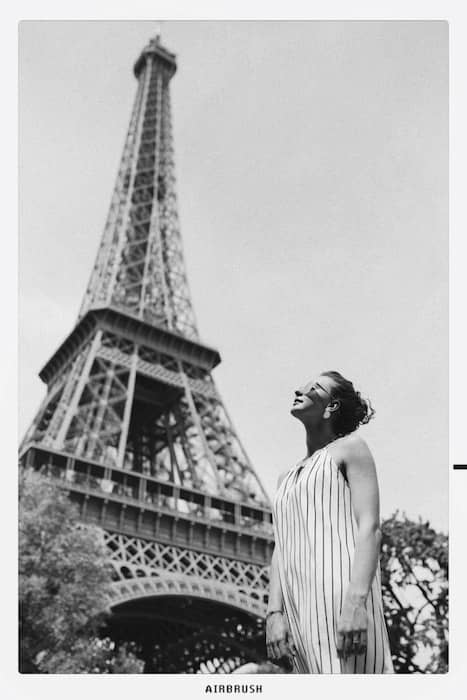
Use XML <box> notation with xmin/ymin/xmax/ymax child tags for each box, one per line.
<box><xmin>304</xmin><ymin>426</ymin><xmax>337</xmax><ymax>458</ymax></box>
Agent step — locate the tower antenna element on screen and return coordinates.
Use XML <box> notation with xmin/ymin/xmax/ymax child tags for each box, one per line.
<box><xmin>154</xmin><ymin>20</ymin><xmax>163</xmax><ymax>41</ymax></box>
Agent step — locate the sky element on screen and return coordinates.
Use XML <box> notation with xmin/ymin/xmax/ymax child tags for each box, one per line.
<box><xmin>19</xmin><ymin>20</ymin><xmax>448</xmax><ymax>531</ymax></box>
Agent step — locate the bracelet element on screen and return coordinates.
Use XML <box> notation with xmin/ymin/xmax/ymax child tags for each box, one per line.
<box><xmin>266</xmin><ymin>610</ymin><xmax>283</xmax><ymax>619</ymax></box>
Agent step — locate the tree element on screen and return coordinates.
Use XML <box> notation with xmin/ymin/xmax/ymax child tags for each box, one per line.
<box><xmin>19</xmin><ymin>468</ymin><xmax>144</xmax><ymax>673</ymax></box>
<box><xmin>36</xmin><ymin>637</ymin><xmax>144</xmax><ymax>674</ymax></box>
<box><xmin>380</xmin><ymin>513</ymin><xmax>448</xmax><ymax>673</ymax></box>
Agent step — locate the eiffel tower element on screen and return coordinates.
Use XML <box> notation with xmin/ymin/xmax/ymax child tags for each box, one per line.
<box><xmin>20</xmin><ymin>34</ymin><xmax>274</xmax><ymax>673</ymax></box>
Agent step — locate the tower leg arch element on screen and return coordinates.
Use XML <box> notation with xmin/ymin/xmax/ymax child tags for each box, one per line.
<box><xmin>105</xmin><ymin>572</ymin><xmax>266</xmax><ymax>619</ymax></box>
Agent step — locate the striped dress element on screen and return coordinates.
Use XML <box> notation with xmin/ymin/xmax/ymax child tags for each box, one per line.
<box><xmin>272</xmin><ymin>445</ymin><xmax>393</xmax><ymax>674</ymax></box>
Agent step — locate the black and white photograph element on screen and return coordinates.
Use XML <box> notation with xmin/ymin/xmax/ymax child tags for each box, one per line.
<box><xmin>9</xmin><ymin>13</ymin><xmax>457</xmax><ymax>691</ymax></box>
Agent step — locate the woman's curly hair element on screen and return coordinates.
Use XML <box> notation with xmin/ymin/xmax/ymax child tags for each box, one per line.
<box><xmin>321</xmin><ymin>371</ymin><xmax>375</xmax><ymax>438</ymax></box>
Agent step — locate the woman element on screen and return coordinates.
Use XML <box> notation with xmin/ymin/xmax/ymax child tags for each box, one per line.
<box><xmin>266</xmin><ymin>371</ymin><xmax>393</xmax><ymax>674</ymax></box>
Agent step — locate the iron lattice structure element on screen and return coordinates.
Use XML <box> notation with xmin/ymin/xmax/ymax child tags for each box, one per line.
<box><xmin>20</xmin><ymin>35</ymin><xmax>274</xmax><ymax>673</ymax></box>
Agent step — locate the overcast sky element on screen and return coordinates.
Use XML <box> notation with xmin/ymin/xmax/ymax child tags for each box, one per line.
<box><xmin>19</xmin><ymin>20</ymin><xmax>448</xmax><ymax>531</ymax></box>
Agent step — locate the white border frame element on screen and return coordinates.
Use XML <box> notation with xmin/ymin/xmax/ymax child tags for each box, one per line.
<box><xmin>3</xmin><ymin>2</ymin><xmax>465</xmax><ymax>698</ymax></box>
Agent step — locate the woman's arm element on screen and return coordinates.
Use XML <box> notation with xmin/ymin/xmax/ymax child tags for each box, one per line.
<box><xmin>266</xmin><ymin>546</ymin><xmax>283</xmax><ymax>615</ymax></box>
<box><xmin>267</xmin><ymin>471</ymin><xmax>287</xmax><ymax>618</ymax></box>
<box><xmin>266</xmin><ymin>473</ymin><xmax>296</xmax><ymax>664</ymax></box>
<box><xmin>333</xmin><ymin>435</ymin><xmax>382</xmax><ymax>660</ymax></box>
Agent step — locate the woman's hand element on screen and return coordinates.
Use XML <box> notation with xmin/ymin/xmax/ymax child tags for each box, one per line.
<box><xmin>336</xmin><ymin>593</ymin><xmax>368</xmax><ymax>660</ymax></box>
<box><xmin>266</xmin><ymin>611</ymin><xmax>296</xmax><ymax>665</ymax></box>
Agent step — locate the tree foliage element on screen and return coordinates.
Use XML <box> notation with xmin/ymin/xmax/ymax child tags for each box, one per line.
<box><xmin>19</xmin><ymin>468</ymin><xmax>144</xmax><ymax>673</ymax></box>
<box><xmin>380</xmin><ymin>513</ymin><xmax>448</xmax><ymax>673</ymax></box>
<box><xmin>36</xmin><ymin>637</ymin><xmax>144</xmax><ymax>674</ymax></box>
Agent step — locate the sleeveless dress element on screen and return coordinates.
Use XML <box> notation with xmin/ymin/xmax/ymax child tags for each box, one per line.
<box><xmin>272</xmin><ymin>446</ymin><xmax>393</xmax><ymax>674</ymax></box>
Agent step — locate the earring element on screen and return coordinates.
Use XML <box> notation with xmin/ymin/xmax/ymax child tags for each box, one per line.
<box><xmin>323</xmin><ymin>409</ymin><xmax>330</xmax><ymax>419</ymax></box>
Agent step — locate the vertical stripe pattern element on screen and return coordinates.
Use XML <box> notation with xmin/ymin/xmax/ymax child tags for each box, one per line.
<box><xmin>272</xmin><ymin>446</ymin><xmax>394</xmax><ymax>674</ymax></box>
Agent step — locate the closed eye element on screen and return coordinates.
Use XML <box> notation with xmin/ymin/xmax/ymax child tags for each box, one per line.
<box><xmin>314</xmin><ymin>382</ymin><xmax>331</xmax><ymax>396</ymax></box>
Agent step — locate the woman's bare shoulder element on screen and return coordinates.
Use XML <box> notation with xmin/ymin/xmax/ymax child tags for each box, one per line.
<box><xmin>276</xmin><ymin>458</ymin><xmax>302</xmax><ymax>488</ymax></box>
<box><xmin>328</xmin><ymin>433</ymin><xmax>372</xmax><ymax>465</ymax></box>
<box><xmin>276</xmin><ymin>470</ymin><xmax>289</xmax><ymax>489</ymax></box>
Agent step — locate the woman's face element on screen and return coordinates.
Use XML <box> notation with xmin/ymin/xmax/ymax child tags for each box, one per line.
<box><xmin>290</xmin><ymin>374</ymin><xmax>337</xmax><ymax>423</ymax></box>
